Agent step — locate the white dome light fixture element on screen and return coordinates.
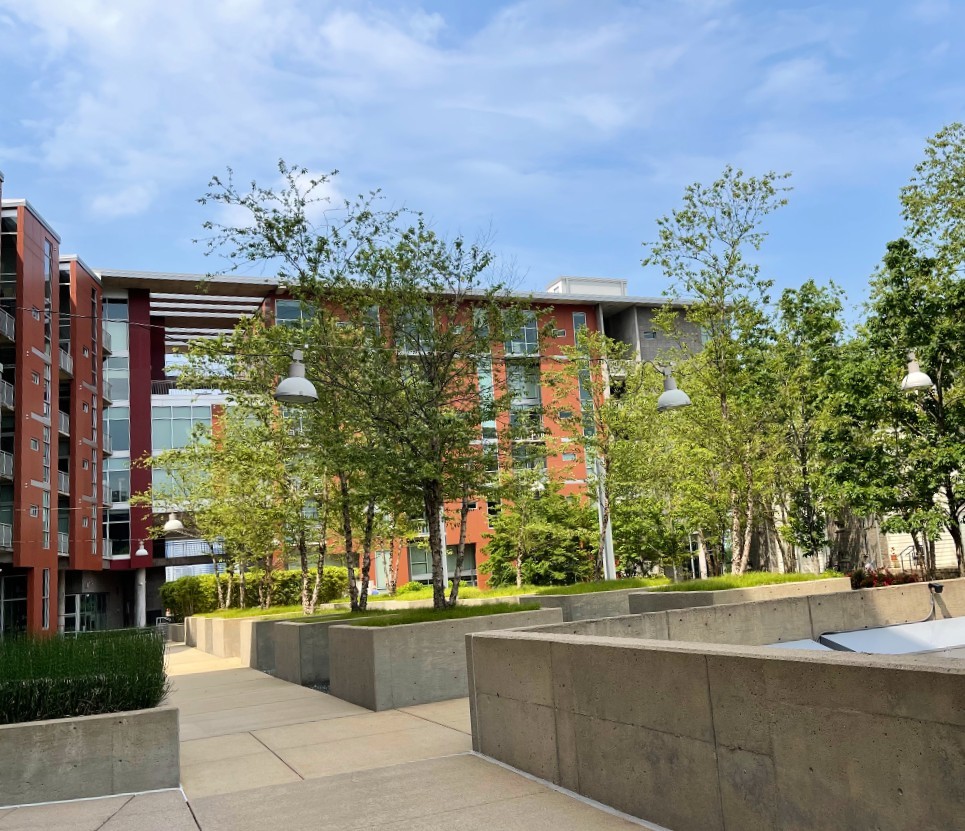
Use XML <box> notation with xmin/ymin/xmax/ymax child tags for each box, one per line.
<box><xmin>274</xmin><ymin>349</ymin><xmax>318</xmax><ymax>404</ymax></box>
<box><xmin>900</xmin><ymin>351</ymin><xmax>934</xmax><ymax>392</ymax></box>
<box><xmin>134</xmin><ymin>539</ymin><xmax>149</xmax><ymax>557</ymax></box>
<box><xmin>656</xmin><ymin>370</ymin><xmax>692</xmax><ymax>413</ymax></box>
<box><xmin>162</xmin><ymin>512</ymin><xmax>185</xmax><ymax>535</ymax></box>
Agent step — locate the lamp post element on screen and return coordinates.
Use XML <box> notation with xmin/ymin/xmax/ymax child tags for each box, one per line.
<box><xmin>900</xmin><ymin>351</ymin><xmax>935</xmax><ymax>392</ymax></box>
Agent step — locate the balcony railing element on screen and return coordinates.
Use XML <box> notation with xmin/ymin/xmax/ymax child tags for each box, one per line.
<box><xmin>57</xmin><ymin>470</ymin><xmax>69</xmax><ymax>495</ymax></box>
<box><xmin>0</xmin><ymin>306</ymin><xmax>14</xmax><ymax>341</ymax></box>
<box><xmin>0</xmin><ymin>523</ymin><xmax>11</xmax><ymax>550</ymax></box>
<box><xmin>102</xmin><ymin>381</ymin><xmax>113</xmax><ymax>404</ymax></box>
<box><xmin>102</xmin><ymin>432</ymin><xmax>113</xmax><ymax>455</ymax></box>
<box><xmin>151</xmin><ymin>378</ymin><xmax>178</xmax><ymax>395</ymax></box>
<box><xmin>102</xmin><ymin>325</ymin><xmax>112</xmax><ymax>354</ymax></box>
<box><xmin>58</xmin><ymin>410</ymin><xmax>70</xmax><ymax>436</ymax></box>
<box><xmin>58</xmin><ymin>531</ymin><xmax>69</xmax><ymax>555</ymax></box>
<box><xmin>102</xmin><ymin>538</ymin><xmax>113</xmax><ymax>558</ymax></box>
<box><xmin>0</xmin><ymin>450</ymin><xmax>12</xmax><ymax>479</ymax></box>
<box><xmin>0</xmin><ymin>379</ymin><xmax>13</xmax><ymax>410</ymax></box>
<box><xmin>58</xmin><ymin>348</ymin><xmax>73</xmax><ymax>376</ymax></box>
<box><xmin>102</xmin><ymin>479</ymin><xmax>111</xmax><ymax>505</ymax></box>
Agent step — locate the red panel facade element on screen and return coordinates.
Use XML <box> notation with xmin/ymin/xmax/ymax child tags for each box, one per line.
<box><xmin>65</xmin><ymin>259</ymin><xmax>103</xmax><ymax>571</ymax></box>
<box><xmin>11</xmin><ymin>205</ymin><xmax>60</xmax><ymax>632</ymax></box>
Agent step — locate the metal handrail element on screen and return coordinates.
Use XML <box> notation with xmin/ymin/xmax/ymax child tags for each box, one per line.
<box><xmin>0</xmin><ymin>523</ymin><xmax>12</xmax><ymax>550</ymax></box>
<box><xmin>57</xmin><ymin>470</ymin><xmax>69</xmax><ymax>494</ymax></box>
<box><xmin>0</xmin><ymin>307</ymin><xmax>14</xmax><ymax>341</ymax></box>
<box><xmin>102</xmin><ymin>326</ymin><xmax>112</xmax><ymax>354</ymax></box>
<box><xmin>58</xmin><ymin>348</ymin><xmax>73</xmax><ymax>375</ymax></box>
<box><xmin>102</xmin><ymin>538</ymin><xmax>113</xmax><ymax>558</ymax></box>
<box><xmin>0</xmin><ymin>450</ymin><xmax>12</xmax><ymax>478</ymax></box>
<box><xmin>0</xmin><ymin>379</ymin><xmax>13</xmax><ymax>409</ymax></box>
<box><xmin>58</xmin><ymin>410</ymin><xmax>70</xmax><ymax>435</ymax></box>
<box><xmin>58</xmin><ymin>531</ymin><xmax>69</xmax><ymax>555</ymax></box>
<box><xmin>102</xmin><ymin>432</ymin><xmax>113</xmax><ymax>455</ymax></box>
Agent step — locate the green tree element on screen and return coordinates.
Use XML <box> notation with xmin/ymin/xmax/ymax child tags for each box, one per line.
<box><xmin>643</xmin><ymin>166</ymin><xmax>790</xmax><ymax>573</ymax></box>
<box><xmin>482</xmin><ymin>473</ymin><xmax>597</xmax><ymax>587</ymax></box>
<box><xmin>198</xmin><ymin>163</ymin><xmax>525</xmax><ymax>608</ymax></box>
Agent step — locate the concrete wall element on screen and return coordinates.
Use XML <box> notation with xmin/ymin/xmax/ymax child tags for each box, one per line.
<box><xmin>238</xmin><ymin>619</ymin><xmax>282</xmax><ymax>673</ymax></box>
<box><xmin>329</xmin><ymin>608</ymin><xmax>562</xmax><ymax>711</ymax></box>
<box><xmin>518</xmin><ymin>588</ymin><xmax>653</xmax><ymax>622</ymax></box>
<box><xmin>467</xmin><ymin>631</ymin><xmax>965</xmax><ymax>831</ymax></box>
<box><xmin>527</xmin><ymin>579</ymin><xmax>965</xmax><ymax>646</ymax></box>
<box><xmin>165</xmin><ymin>622</ymin><xmax>185</xmax><ymax>643</ymax></box>
<box><xmin>0</xmin><ymin>706</ymin><xmax>180</xmax><ymax>806</ymax></box>
<box><xmin>627</xmin><ymin>576</ymin><xmax>850</xmax><ymax>613</ymax></box>
<box><xmin>274</xmin><ymin>616</ymin><xmax>385</xmax><ymax>687</ymax></box>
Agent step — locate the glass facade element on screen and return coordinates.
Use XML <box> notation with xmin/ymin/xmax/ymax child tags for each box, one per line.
<box><xmin>406</xmin><ymin>543</ymin><xmax>477</xmax><ymax>585</ymax></box>
<box><xmin>103</xmin><ymin>299</ymin><xmax>129</xmax><ymax>352</ymax></box>
<box><xmin>105</xmin><ymin>406</ymin><xmax>130</xmax><ymax>454</ymax></box>
<box><xmin>105</xmin><ymin>457</ymin><xmax>130</xmax><ymax>503</ymax></box>
<box><xmin>151</xmin><ymin>404</ymin><xmax>211</xmax><ymax>451</ymax></box>
<box><xmin>505</xmin><ymin>311</ymin><xmax>539</xmax><ymax>356</ymax></box>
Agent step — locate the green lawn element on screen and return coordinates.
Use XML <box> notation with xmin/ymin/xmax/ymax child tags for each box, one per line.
<box><xmin>531</xmin><ymin>577</ymin><xmax>670</xmax><ymax>595</ymax></box>
<box><xmin>652</xmin><ymin>572</ymin><xmax>841</xmax><ymax>592</ymax></box>
<box><xmin>350</xmin><ymin>602</ymin><xmax>540</xmax><ymax>627</ymax></box>
<box><xmin>366</xmin><ymin>584</ymin><xmax>541</xmax><ymax>603</ymax></box>
<box><xmin>198</xmin><ymin>604</ymin><xmax>350</xmax><ymax>620</ymax></box>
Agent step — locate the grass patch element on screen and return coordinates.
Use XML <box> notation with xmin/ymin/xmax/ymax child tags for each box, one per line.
<box><xmin>652</xmin><ymin>572</ymin><xmax>839</xmax><ymax>592</ymax></box>
<box><xmin>0</xmin><ymin>629</ymin><xmax>168</xmax><ymax>725</ymax></box>
<box><xmin>531</xmin><ymin>577</ymin><xmax>670</xmax><ymax>595</ymax></box>
<box><xmin>198</xmin><ymin>604</ymin><xmax>353</xmax><ymax>619</ymax></box>
<box><xmin>351</xmin><ymin>602</ymin><xmax>540</xmax><ymax>627</ymax></box>
<box><xmin>366</xmin><ymin>584</ymin><xmax>540</xmax><ymax>603</ymax></box>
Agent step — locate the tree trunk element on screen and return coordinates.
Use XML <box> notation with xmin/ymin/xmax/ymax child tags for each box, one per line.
<box><xmin>338</xmin><ymin>471</ymin><xmax>359</xmax><ymax>612</ymax></box>
<box><xmin>387</xmin><ymin>537</ymin><xmax>400</xmax><ymax>595</ymax></box>
<box><xmin>358</xmin><ymin>497</ymin><xmax>376</xmax><ymax>612</ymax></box>
<box><xmin>448</xmin><ymin>488</ymin><xmax>472</xmax><ymax>607</ymax></box>
<box><xmin>942</xmin><ymin>479</ymin><xmax>965</xmax><ymax>577</ymax></box>
<box><xmin>696</xmin><ymin>530</ymin><xmax>709</xmax><ymax>579</ymax></box>
<box><xmin>732</xmin><ymin>497</ymin><xmax>754</xmax><ymax>575</ymax></box>
<box><xmin>238</xmin><ymin>564</ymin><xmax>246</xmax><ymax>609</ymax></box>
<box><xmin>423</xmin><ymin>479</ymin><xmax>447</xmax><ymax>610</ymax></box>
<box><xmin>213</xmin><ymin>556</ymin><xmax>226</xmax><ymax>608</ymax></box>
<box><xmin>310</xmin><ymin>540</ymin><xmax>326</xmax><ymax>613</ymax></box>
<box><xmin>298</xmin><ymin>528</ymin><xmax>310</xmax><ymax>616</ymax></box>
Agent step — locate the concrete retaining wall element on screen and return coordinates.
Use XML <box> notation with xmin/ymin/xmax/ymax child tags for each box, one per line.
<box><xmin>165</xmin><ymin>623</ymin><xmax>185</xmax><ymax>643</ymax></box>
<box><xmin>627</xmin><ymin>575</ymin><xmax>851</xmax><ymax>613</ymax></box>
<box><xmin>518</xmin><ymin>588</ymin><xmax>654</xmax><ymax>621</ymax></box>
<box><xmin>467</xmin><ymin>631</ymin><xmax>965</xmax><ymax>831</ymax></box>
<box><xmin>0</xmin><ymin>706</ymin><xmax>180</xmax><ymax>806</ymax></box>
<box><xmin>274</xmin><ymin>616</ymin><xmax>384</xmax><ymax>687</ymax></box>
<box><xmin>329</xmin><ymin>608</ymin><xmax>562</xmax><ymax>711</ymax></box>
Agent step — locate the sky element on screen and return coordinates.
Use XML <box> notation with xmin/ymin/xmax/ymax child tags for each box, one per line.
<box><xmin>0</xmin><ymin>0</ymin><xmax>962</xmax><ymax>317</ymax></box>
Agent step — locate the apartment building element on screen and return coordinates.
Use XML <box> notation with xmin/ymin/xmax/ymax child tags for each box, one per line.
<box><xmin>0</xmin><ymin>178</ymin><xmax>701</xmax><ymax>632</ymax></box>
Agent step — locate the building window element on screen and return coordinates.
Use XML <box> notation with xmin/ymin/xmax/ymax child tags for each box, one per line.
<box><xmin>103</xmin><ymin>509</ymin><xmax>130</xmax><ymax>558</ymax></box>
<box><xmin>42</xmin><ymin>569</ymin><xmax>50</xmax><ymax>630</ymax></box>
<box><xmin>83</xmin><ymin>346</ymin><xmax>89</xmax><ymax>357</ymax></box>
<box><xmin>505</xmin><ymin>311</ymin><xmax>539</xmax><ymax>356</ymax></box>
<box><xmin>103</xmin><ymin>299</ymin><xmax>129</xmax><ymax>352</ymax></box>
<box><xmin>487</xmin><ymin>500</ymin><xmax>501</xmax><ymax>527</ymax></box>
<box><xmin>105</xmin><ymin>356</ymin><xmax>130</xmax><ymax>401</ymax></box>
<box><xmin>105</xmin><ymin>458</ymin><xmax>130</xmax><ymax>503</ymax></box>
<box><xmin>275</xmin><ymin>299</ymin><xmax>314</xmax><ymax>327</ymax></box>
<box><xmin>83</xmin><ymin>402</ymin><xmax>89</xmax><ymax>412</ymax></box>
<box><xmin>31</xmin><ymin>371</ymin><xmax>39</xmax><ymax>385</ymax></box>
<box><xmin>30</xmin><ymin>438</ymin><xmax>39</xmax><ymax>451</ymax></box>
<box><xmin>642</xmin><ymin>330</ymin><xmax>657</xmax><ymax>340</ymax></box>
<box><xmin>42</xmin><ymin>426</ymin><xmax>51</xmax><ymax>484</ymax></box>
<box><xmin>106</xmin><ymin>406</ymin><xmax>130</xmax><ymax>453</ymax></box>
<box><xmin>30</xmin><ymin>505</ymin><xmax>39</xmax><ymax>518</ymax></box>
<box><xmin>151</xmin><ymin>404</ymin><xmax>211</xmax><ymax>451</ymax></box>
<box><xmin>477</xmin><ymin>358</ymin><xmax>496</xmax><ymax>440</ymax></box>
<box><xmin>42</xmin><ymin>491</ymin><xmax>50</xmax><ymax>549</ymax></box>
<box><xmin>561</xmin><ymin>451</ymin><xmax>578</xmax><ymax>462</ymax></box>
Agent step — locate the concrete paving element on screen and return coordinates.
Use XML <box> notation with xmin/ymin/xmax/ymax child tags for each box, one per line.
<box><xmin>1</xmin><ymin>644</ymin><xmax>652</xmax><ymax>830</ymax></box>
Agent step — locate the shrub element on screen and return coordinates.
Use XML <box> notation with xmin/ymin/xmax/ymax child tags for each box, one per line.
<box><xmin>0</xmin><ymin>629</ymin><xmax>168</xmax><ymax>725</ymax></box>
<box><xmin>160</xmin><ymin>567</ymin><xmax>350</xmax><ymax>620</ymax></box>
<box><xmin>849</xmin><ymin>568</ymin><xmax>922</xmax><ymax>590</ymax></box>
<box><xmin>395</xmin><ymin>581</ymin><xmax>425</xmax><ymax>596</ymax></box>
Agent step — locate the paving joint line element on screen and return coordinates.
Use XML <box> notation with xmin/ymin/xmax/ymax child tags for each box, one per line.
<box><xmin>248</xmin><ymin>730</ymin><xmax>306</xmax><ymax>780</ymax></box>
<box><xmin>397</xmin><ymin>707</ymin><xmax>472</xmax><ymax>735</ymax></box>
<box><xmin>92</xmin><ymin>795</ymin><xmax>134</xmax><ymax>831</ymax></box>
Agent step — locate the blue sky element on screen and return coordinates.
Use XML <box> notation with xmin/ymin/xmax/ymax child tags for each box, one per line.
<box><xmin>0</xmin><ymin>0</ymin><xmax>962</xmax><ymax>316</ymax></box>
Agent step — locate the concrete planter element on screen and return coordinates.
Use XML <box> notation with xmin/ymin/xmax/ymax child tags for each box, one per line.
<box><xmin>627</xmin><ymin>576</ymin><xmax>851</xmax><ymax>614</ymax></box>
<box><xmin>274</xmin><ymin>616</ymin><xmax>387</xmax><ymax>687</ymax></box>
<box><xmin>0</xmin><ymin>706</ymin><xmax>180</xmax><ymax>807</ymax></box>
<box><xmin>329</xmin><ymin>608</ymin><xmax>562</xmax><ymax>711</ymax></box>
<box><xmin>165</xmin><ymin>622</ymin><xmax>185</xmax><ymax>643</ymax></box>
<box><xmin>519</xmin><ymin>587</ymin><xmax>656</xmax><ymax>621</ymax></box>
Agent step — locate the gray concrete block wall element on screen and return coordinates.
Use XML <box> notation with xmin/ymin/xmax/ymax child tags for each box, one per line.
<box><xmin>274</xmin><ymin>616</ymin><xmax>381</xmax><ymax>687</ymax></box>
<box><xmin>518</xmin><ymin>588</ymin><xmax>653</xmax><ymax>621</ymax></box>
<box><xmin>627</xmin><ymin>575</ymin><xmax>851</xmax><ymax>613</ymax></box>
<box><xmin>0</xmin><ymin>706</ymin><xmax>180</xmax><ymax>806</ymax></box>
<box><xmin>467</xmin><ymin>631</ymin><xmax>965</xmax><ymax>831</ymax></box>
<box><xmin>329</xmin><ymin>608</ymin><xmax>563</xmax><ymax>711</ymax></box>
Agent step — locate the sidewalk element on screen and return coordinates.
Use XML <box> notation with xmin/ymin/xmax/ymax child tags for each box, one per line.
<box><xmin>0</xmin><ymin>645</ymin><xmax>650</xmax><ymax>830</ymax></box>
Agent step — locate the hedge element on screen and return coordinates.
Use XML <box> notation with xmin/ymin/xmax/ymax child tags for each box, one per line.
<box><xmin>159</xmin><ymin>567</ymin><xmax>350</xmax><ymax>621</ymax></box>
<box><xmin>0</xmin><ymin>628</ymin><xmax>168</xmax><ymax>724</ymax></box>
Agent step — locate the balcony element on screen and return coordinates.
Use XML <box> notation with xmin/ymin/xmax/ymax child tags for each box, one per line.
<box><xmin>102</xmin><ymin>432</ymin><xmax>113</xmax><ymax>456</ymax></box>
<box><xmin>102</xmin><ymin>325</ymin><xmax>112</xmax><ymax>355</ymax></box>
<box><xmin>58</xmin><ymin>348</ymin><xmax>73</xmax><ymax>377</ymax></box>
<box><xmin>57</xmin><ymin>470</ymin><xmax>69</xmax><ymax>495</ymax></box>
<box><xmin>0</xmin><ymin>306</ymin><xmax>14</xmax><ymax>342</ymax></box>
<box><xmin>58</xmin><ymin>410</ymin><xmax>70</xmax><ymax>436</ymax></box>
<box><xmin>0</xmin><ymin>379</ymin><xmax>13</xmax><ymax>410</ymax></box>
<box><xmin>151</xmin><ymin>378</ymin><xmax>177</xmax><ymax>396</ymax></box>
<box><xmin>58</xmin><ymin>531</ymin><xmax>69</xmax><ymax>556</ymax></box>
<box><xmin>0</xmin><ymin>450</ymin><xmax>12</xmax><ymax>479</ymax></box>
<box><xmin>102</xmin><ymin>380</ymin><xmax>113</xmax><ymax>404</ymax></box>
<box><xmin>102</xmin><ymin>538</ymin><xmax>113</xmax><ymax>558</ymax></box>
<box><xmin>102</xmin><ymin>479</ymin><xmax>111</xmax><ymax>505</ymax></box>
<box><xmin>0</xmin><ymin>523</ymin><xmax>11</xmax><ymax>550</ymax></box>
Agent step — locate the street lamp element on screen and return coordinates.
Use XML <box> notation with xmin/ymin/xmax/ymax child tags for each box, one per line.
<box><xmin>900</xmin><ymin>351</ymin><xmax>934</xmax><ymax>392</ymax></box>
<box><xmin>656</xmin><ymin>369</ymin><xmax>692</xmax><ymax>412</ymax></box>
<box><xmin>162</xmin><ymin>512</ymin><xmax>185</xmax><ymax>535</ymax></box>
<box><xmin>274</xmin><ymin>349</ymin><xmax>318</xmax><ymax>404</ymax></box>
